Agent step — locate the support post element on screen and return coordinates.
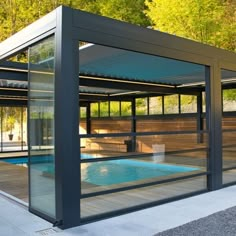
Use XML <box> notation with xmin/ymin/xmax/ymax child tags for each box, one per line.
<box><xmin>131</xmin><ymin>98</ymin><xmax>136</xmax><ymax>152</ymax></box>
<box><xmin>86</xmin><ymin>103</ymin><xmax>91</xmax><ymax>134</ymax></box>
<box><xmin>178</xmin><ymin>94</ymin><xmax>181</xmax><ymax>114</ymax></box>
<box><xmin>55</xmin><ymin>6</ymin><xmax>80</xmax><ymax>228</ymax></box>
<box><xmin>205</xmin><ymin>64</ymin><xmax>222</xmax><ymax>191</ymax></box>
<box><xmin>162</xmin><ymin>95</ymin><xmax>165</xmax><ymax>114</ymax></box>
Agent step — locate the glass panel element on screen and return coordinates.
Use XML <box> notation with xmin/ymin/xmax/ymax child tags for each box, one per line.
<box><xmin>79</xmin><ymin>107</ymin><xmax>87</xmax><ymax>139</ymax></box>
<box><xmin>1</xmin><ymin>107</ymin><xmax>24</xmax><ymax>151</ymax></box>
<box><xmin>28</xmin><ymin>36</ymin><xmax>55</xmax><ymax>218</ymax></box>
<box><xmin>80</xmin><ymin>107</ymin><xmax>86</xmax><ymax>118</ymax></box>
<box><xmin>136</xmin><ymin>98</ymin><xmax>148</xmax><ymax>115</ymax></box>
<box><xmin>91</xmin><ymin>103</ymin><xmax>99</xmax><ymax>117</ymax></box>
<box><xmin>81</xmin><ymin>133</ymin><xmax>207</xmax><ymax>195</ymax></box>
<box><xmin>99</xmin><ymin>101</ymin><xmax>109</xmax><ymax>117</ymax></box>
<box><xmin>110</xmin><ymin>101</ymin><xmax>120</xmax><ymax>117</ymax></box>
<box><xmin>121</xmin><ymin>101</ymin><xmax>131</xmax><ymax>116</ymax></box>
<box><xmin>222</xmin><ymin>130</ymin><xmax>236</xmax><ymax>169</ymax></box>
<box><xmin>222</xmin><ymin>70</ymin><xmax>236</xmax><ymax>180</ymax></box>
<box><xmin>223</xmin><ymin>169</ymin><xmax>236</xmax><ymax>185</ymax></box>
<box><xmin>79</xmin><ymin>41</ymin><xmax>207</xmax><ymax>219</ymax></box>
<box><xmin>164</xmin><ymin>95</ymin><xmax>179</xmax><ymax>114</ymax></box>
<box><xmin>180</xmin><ymin>95</ymin><xmax>197</xmax><ymax>113</ymax></box>
<box><xmin>149</xmin><ymin>96</ymin><xmax>162</xmax><ymax>115</ymax></box>
<box><xmin>223</xmin><ymin>89</ymin><xmax>236</xmax><ymax>112</ymax></box>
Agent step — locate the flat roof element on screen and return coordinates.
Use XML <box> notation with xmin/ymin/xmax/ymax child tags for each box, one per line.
<box><xmin>0</xmin><ymin>6</ymin><xmax>235</xmax><ymax>67</ymax></box>
<box><xmin>0</xmin><ymin>6</ymin><xmax>236</xmax><ymax>104</ymax></box>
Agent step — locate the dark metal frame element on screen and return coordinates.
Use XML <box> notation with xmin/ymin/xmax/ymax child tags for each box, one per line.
<box><xmin>0</xmin><ymin>5</ymin><xmax>236</xmax><ymax>229</ymax></box>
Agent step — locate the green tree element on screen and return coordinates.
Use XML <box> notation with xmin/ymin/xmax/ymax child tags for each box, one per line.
<box><xmin>145</xmin><ymin>0</ymin><xmax>236</xmax><ymax>52</ymax></box>
<box><xmin>99</xmin><ymin>0</ymin><xmax>150</xmax><ymax>26</ymax></box>
<box><xmin>0</xmin><ymin>0</ymin><xmax>150</xmax><ymax>43</ymax></box>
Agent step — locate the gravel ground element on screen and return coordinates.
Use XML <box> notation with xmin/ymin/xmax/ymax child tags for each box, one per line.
<box><xmin>155</xmin><ymin>206</ymin><xmax>236</xmax><ymax>236</ymax></box>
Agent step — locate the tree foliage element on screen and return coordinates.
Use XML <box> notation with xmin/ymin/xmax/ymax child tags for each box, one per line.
<box><xmin>99</xmin><ymin>0</ymin><xmax>150</xmax><ymax>26</ymax></box>
<box><xmin>145</xmin><ymin>0</ymin><xmax>236</xmax><ymax>52</ymax></box>
<box><xmin>1</xmin><ymin>0</ymin><xmax>235</xmax><ymax>53</ymax></box>
<box><xmin>0</xmin><ymin>0</ymin><xmax>149</xmax><ymax>42</ymax></box>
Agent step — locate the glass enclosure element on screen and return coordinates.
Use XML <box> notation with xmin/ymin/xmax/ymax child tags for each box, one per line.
<box><xmin>1</xmin><ymin>5</ymin><xmax>236</xmax><ymax>229</ymax></box>
<box><xmin>28</xmin><ymin>36</ymin><xmax>56</xmax><ymax>218</ymax></box>
<box><xmin>221</xmin><ymin>69</ymin><xmax>236</xmax><ymax>184</ymax></box>
<box><xmin>79</xmin><ymin>42</ymin><xmax>208</xmax><ymax>219</ymax></box>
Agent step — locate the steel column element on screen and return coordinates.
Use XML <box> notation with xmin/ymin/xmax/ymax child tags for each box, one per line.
<box><xmin>206</xmin><ymin>64</ymin><xmax>222</xmax><ymax>190</ymax></box>
<box><xmin>55</xmin><ymin>6</ymin><xmax>80</xmax><ymax>229</ymax></box>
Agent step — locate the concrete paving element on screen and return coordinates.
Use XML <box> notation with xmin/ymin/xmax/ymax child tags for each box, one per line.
<box><xmin>1</xmin><ymin>185</ymin><xmax>236</xmax><ymax>236</ymax></box>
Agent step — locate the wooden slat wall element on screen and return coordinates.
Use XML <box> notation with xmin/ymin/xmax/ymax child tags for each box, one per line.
<box><xmin>80</xmin><ymin>116</ymin><xmax>236</xmax><ymax>155</ymax></box>
<box><xmin>136</xmin><ymin>117</ymin><xmax>197</xmax><ymax>132</ymax></box>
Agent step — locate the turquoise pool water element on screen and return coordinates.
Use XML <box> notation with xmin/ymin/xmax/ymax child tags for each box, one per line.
<box><xmin>2</xmin><ymin>155</ymin><xmax>198</xmax><ymax>186</ymax></box>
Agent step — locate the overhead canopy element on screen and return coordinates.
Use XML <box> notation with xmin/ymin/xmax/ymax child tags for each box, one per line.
<box><xmin>1</xmin><ymin>44</ymin><xmax>236</xmax><ymax>103</ymax></box>
<box><xmin>79</xmin><ymin>43</ymin><xmax>206</xmax><ymax>86</ymax></box>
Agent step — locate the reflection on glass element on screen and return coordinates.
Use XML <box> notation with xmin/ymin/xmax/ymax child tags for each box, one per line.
<box><xmin>29</xmin><ymin>36</ymin><xmax>55</xmax><ymax>218</ymax></box>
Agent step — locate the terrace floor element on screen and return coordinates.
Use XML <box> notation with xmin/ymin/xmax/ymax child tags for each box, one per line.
<box><xmin>0</xmin><ymin>151</ymin><xmax>236</xmax><ymax>219</ymax></box>
<box><xmin>1</xmin><ymin>185</ymin><xmax>236</xmax><ymax>235</ymax></box>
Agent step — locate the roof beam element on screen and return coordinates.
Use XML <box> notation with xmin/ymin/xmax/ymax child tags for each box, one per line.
<box><xmin>79</xmin><ymin>77</ymin><xmax>201</xmax><ymax>95</ymax></box>
<box><xmin>0</xmin><ymin>89</ymin><xmax>27</xmax><ymax>97</ymax></box>
<box><xmin>0</xmin><ymin>70</ymin><xmax>27</xmax><ymax>81</ymax></box>
<box><xmin>0</xmin><ymin>99</ymin><xmax>27</xmax><ymax>106</ymax></box>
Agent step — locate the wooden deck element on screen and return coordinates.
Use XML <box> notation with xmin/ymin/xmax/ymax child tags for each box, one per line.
<box><xmin>0</xmin><ymin>161</ymin><xmax>28</xmax><ymax>202</ymax></box>
<box><xmin>81</xmin><ymin>176</ymin><xmax>206</xmax><ymax>218</ymax></box>
<box><xmin>0</xmin><ymin>151</ymin><xmax>235</xmax><ymax>219</ymax></box>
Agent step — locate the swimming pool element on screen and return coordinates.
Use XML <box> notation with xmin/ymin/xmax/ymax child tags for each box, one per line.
<box><xmin>2</xmin><ymin>155</ymin><xmax>199</xmax><ymax>186</ymax></box>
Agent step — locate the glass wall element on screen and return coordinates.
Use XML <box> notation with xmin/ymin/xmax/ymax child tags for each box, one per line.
<box><xmin>83</xmin><ymin>95</ymin><xmax>201</xmax><ymax>119</ymax></box>
<box><xmin>181</xmin><ymin>95</ymin><xmax>197</xmax><ymax>113</ymax></box>
<box><xmin>0</xmin><ymin>106</ymin><xmax>27</xmax><ymax>152</ymax></box>
<box><xmin>149</xmin><ymin>96</ymin><xmax>162</xmax><ymax>115</ymax></box>
<box><xmin>28</xmin><ymin>36</ymin><xmax>55</xmax><ymax>218</ymax></box>
<box><xmin>221</xmin><ymin>69</ymin><xmax>236</xmax><ymax>184</ymax></box>
<box><xmin>79</xmin><ymin>42</ymin><xmax>208</xmax><ymax>220</ymax></box>
<box><xmin>164</xmin><ymin>95</ymin><xmax>179</xmax><ymax>114</ymax></box>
